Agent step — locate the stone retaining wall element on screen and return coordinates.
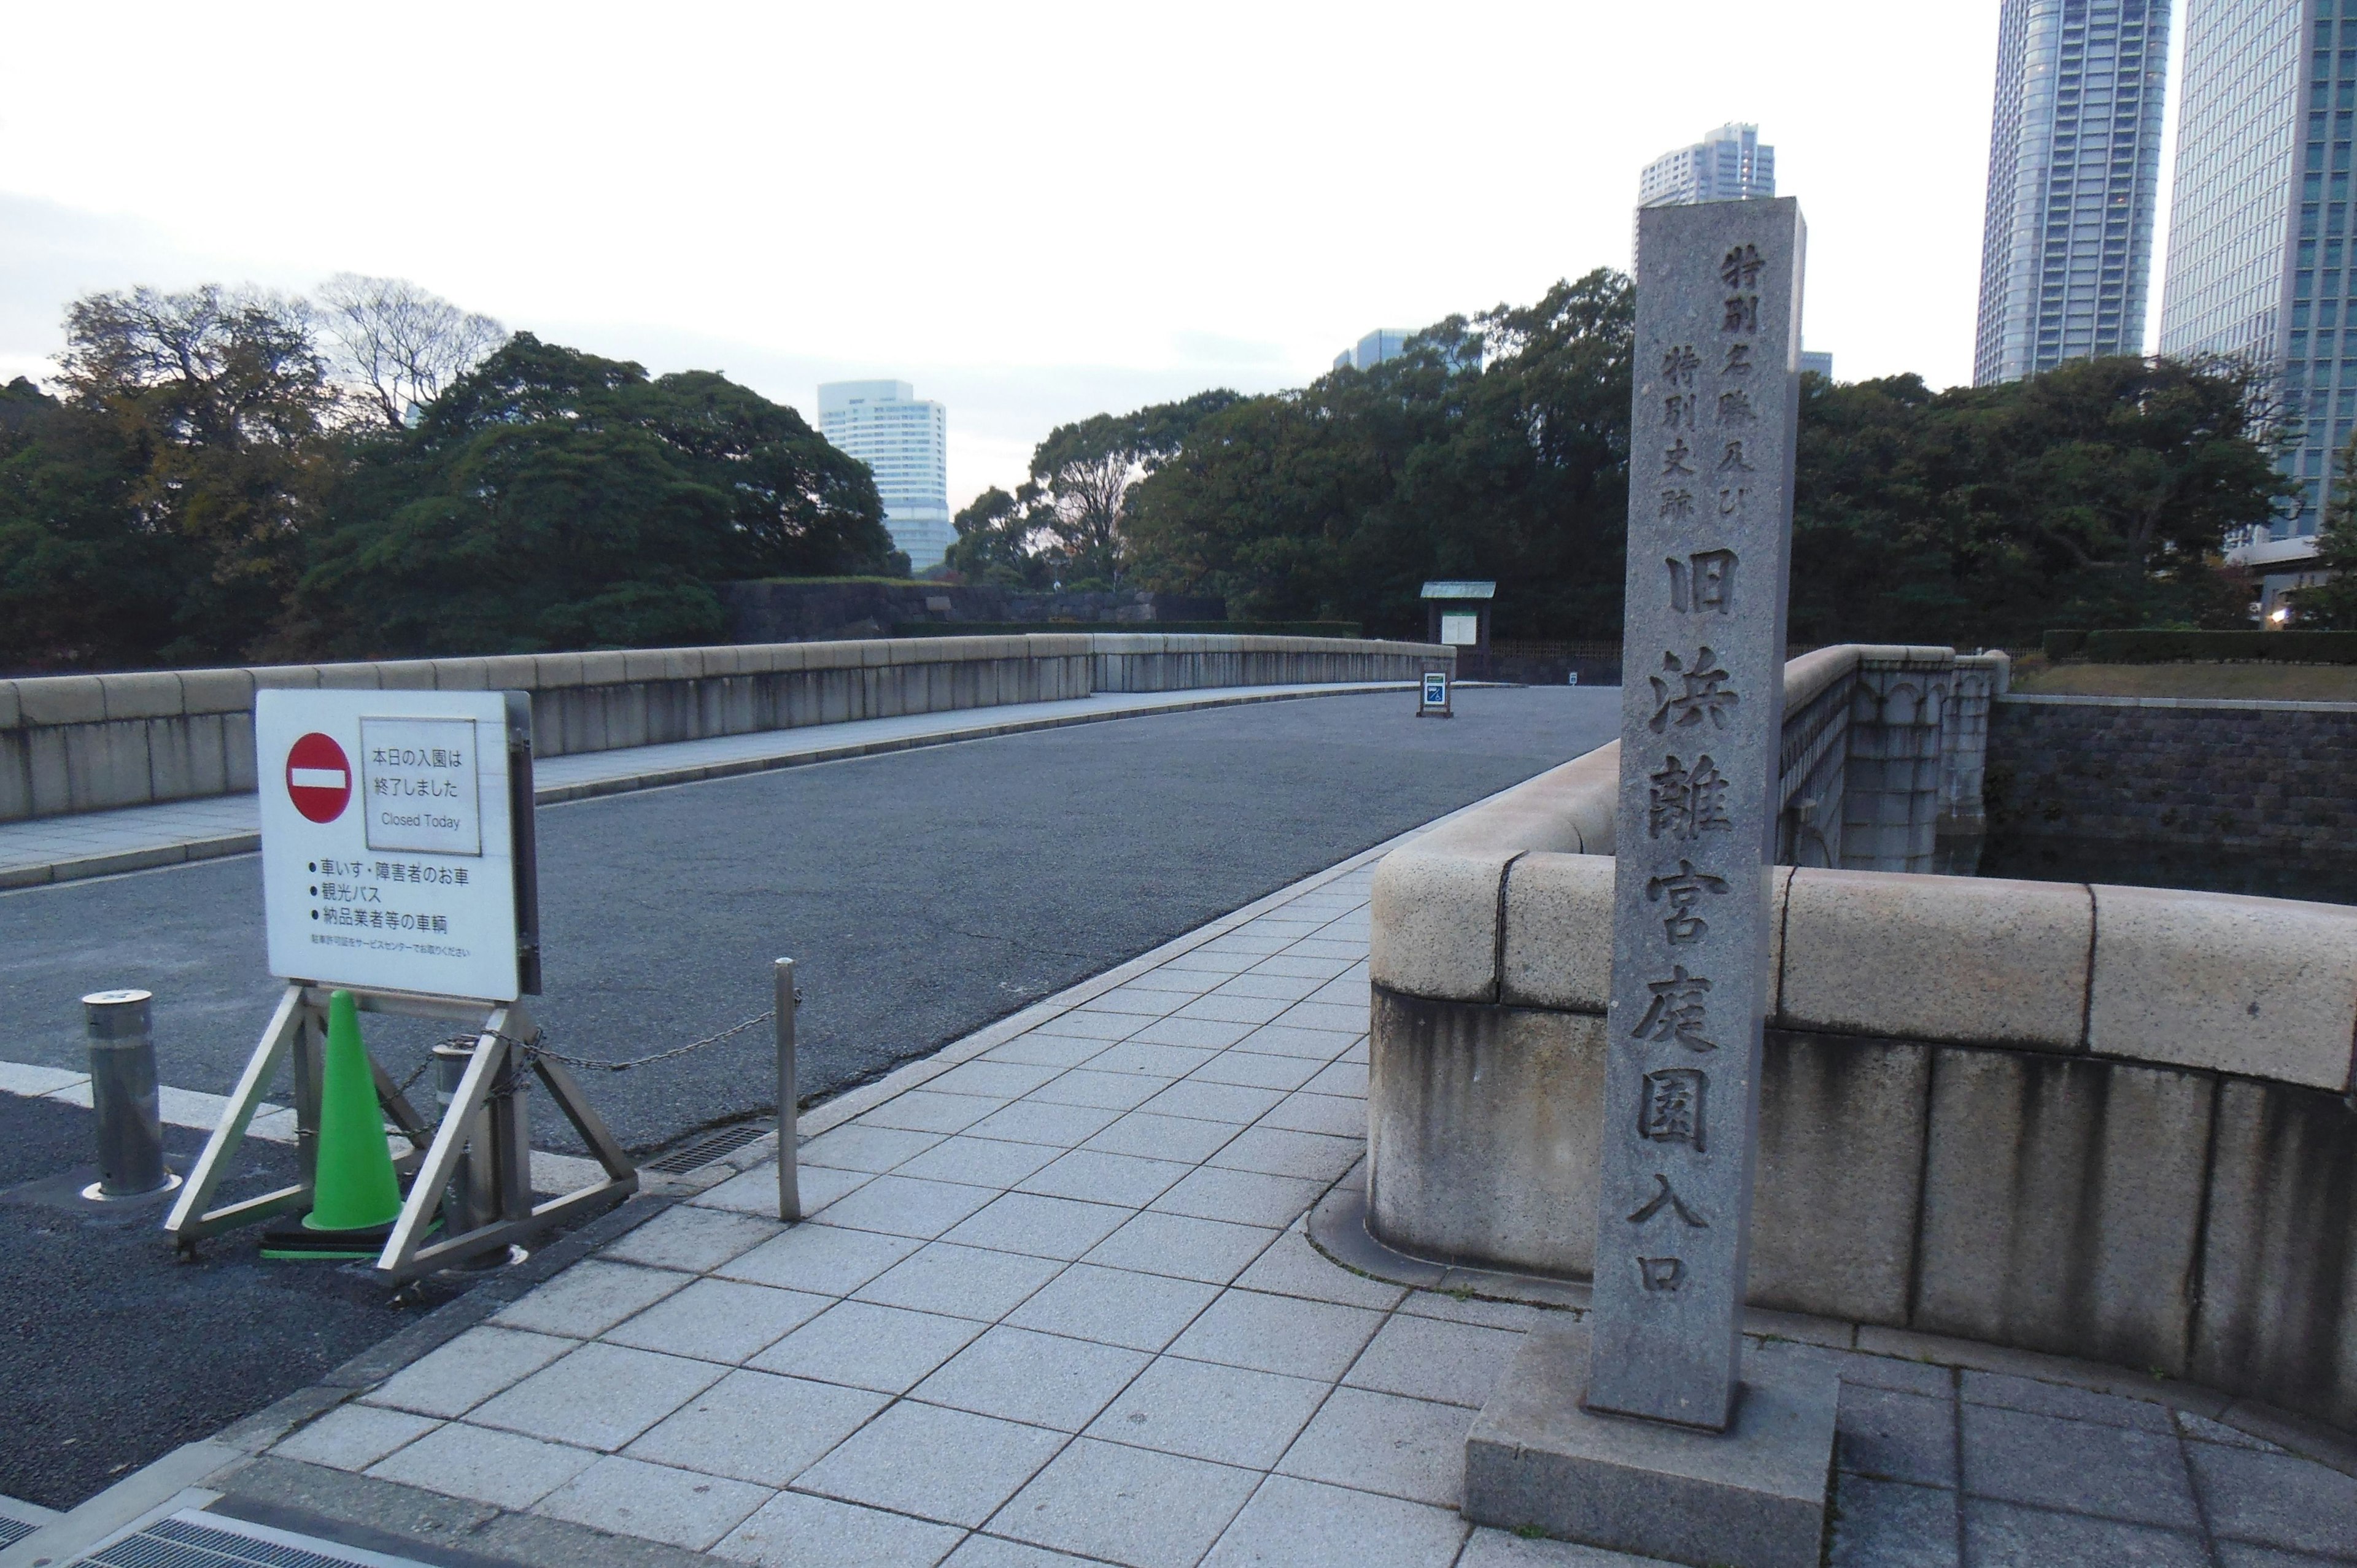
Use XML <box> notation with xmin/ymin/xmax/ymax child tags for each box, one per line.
<box><xmin>718</xmin><ymin>581</ymin><xmax>1225</xmax><ymax>643</ymax></box>
<box><xmin>1368</xmin><ymin>647</ymin><xmax>2357</xmax><ymax>1434</ymax></box>
<box><xmin>0</xmin><ymin>633</ymin><xmax>1449</xmax><ymax>824</ymax></box>
<box><xmin>1989</xmin><ymin>693</ymin><xmax>2357</xmax><ymax>852</ymax></box>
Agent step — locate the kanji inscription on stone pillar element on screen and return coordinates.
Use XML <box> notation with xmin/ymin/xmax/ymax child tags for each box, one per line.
<box><xmin>1587</xmin><ymin>197</ymin><xmax>1804</xmax><ymax>1432</ymax></box>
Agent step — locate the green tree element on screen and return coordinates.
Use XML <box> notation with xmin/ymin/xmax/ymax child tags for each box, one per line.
<box><xmin>945</xmin><ymin>484</ymin><xmax>1056</xmax><ymax>587</ymax></box>
<box><xmin>291</xmin><ymin>334</ymin><xmax>897</xmax><ymax>655</ymax></box>
<box><xmin>1024</xmin><ymin>390</ymin><xmax>1244</xmax><ymax>587</ymax></box>
<box><xmin>2292</xmin><ymin>430</ymin><xmax>2357</xmax><ymax>628</ymax></box>
<box><xmin>0</xmin><ymin>377</ymin><xmax>188</xmax><ymax>670</ymax></box>
<box><xmin>315</xmin><ymin>274</ymin><xmax>507</xmax><ymax>429</ymax></box>
<box><xmin>54</xmin><ymin>285</ymin><xmax>343</xmax><ymax>661</ymax></box>
<box><xmin>1789</xmin><ymin>355</ymin><xmax>2284</xmax><ymax>645</ymax></box>
<box><xmin>1125</xmin><ymin>272</ymin><xmax>1634</xmax><ymax>636</ymax></box>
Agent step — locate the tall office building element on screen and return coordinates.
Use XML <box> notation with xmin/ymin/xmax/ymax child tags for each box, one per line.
<box><xmin>818</xmin><ymin>380</ymin><xmax>952</xmax><ymax>571</ymax></box>
<box><xmin>1632</xmin><ymin>125</ymin><xmax>1825</xmax><ymax>373</ymax></box>
<box><xmin>1637</xmin><ymin>123</ymin><xmax>1776</xmax><ymax>210</ymax></box>
<box><xmin>1330</xmin><ymin>328</ymin><xmax>1479</xmax><ymax>374</ymax></box>
<box><xmin>2158</xmin><ymin>0</ymin><xmax>2343</xmax><ymax>540</ymax></box>
<box><xmin>1973</xmin><ymin>0</ymin><xmax>2173</xmax><ymax>386</ymax></box>
<box><xmin>1634</xmin><ymin>124</ymin><xmax>1775</xmax><ymax>271</ymax></box>
<box><xmin>1333</xmin><ymin>330</ymin><xmax>1412</xmax><ymax>371</ymax></box>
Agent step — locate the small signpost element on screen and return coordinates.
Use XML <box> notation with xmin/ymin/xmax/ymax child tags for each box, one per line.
<box><xmin>1462</xmin><ymin>198</ymin><xmax>1836</xmax><ymax>1568</ymax></box>
<box><xmin>166</xmin><ymin>689</ymin><xmax>637</xmax><ymax>1278</ymax></box>
<box><xmin>1421</xmin><ymin>580</ymin><xmax>1495</xmax><ymax>680</ymax></box>
<box><xmin>1417</xmin><ymin>670</ymin><xmax>1452</xmax><ymax>718</ymax></box>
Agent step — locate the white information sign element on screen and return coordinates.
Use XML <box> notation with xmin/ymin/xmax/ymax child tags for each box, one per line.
<box><xmin>257</xmin><ymin>689</ymin><xmax>530</xmax><ymax>1002</ymax></box>
<box><xmin>1440</xmin><ymin>612</ymin><xmax>1480</xmax><ymax>647</ymax></box>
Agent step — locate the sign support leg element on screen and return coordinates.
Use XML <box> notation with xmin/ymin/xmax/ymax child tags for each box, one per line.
<box><xmin>165</xmin><ymin>984</ymin><xmax>315</xmax><ymax>1248</ymax></box>
<box><xmin>374</xmin><ymin>1002</ymin><xmax>638</xmax><ymax>1281</ymax></box>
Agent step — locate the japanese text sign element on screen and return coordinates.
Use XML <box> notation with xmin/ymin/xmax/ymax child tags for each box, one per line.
<box><xmin>257</xmin><ymin>689</ymin><xmax>538</xmax><ymax>1002</ymax></box>
<box><xmin>1590</xmin><ymin>198</ymin><xmax>1804</xmax><ymax>1432</ymax></box>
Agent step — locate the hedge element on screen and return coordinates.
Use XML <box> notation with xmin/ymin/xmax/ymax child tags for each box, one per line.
<box><xmin>2042</xmin><ymin>629</ymin><xmax>2357</xmax><ymax>664</ymax></box>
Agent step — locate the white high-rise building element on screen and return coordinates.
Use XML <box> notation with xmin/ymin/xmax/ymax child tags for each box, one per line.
<box><xmin>1634</xmin><ymin>123</ymin><xmax>1775</xmax><ymax>267</ymax></box>
<box><xmin>1973</xmin><ymin>0</ymin><xmax>2173</xmax><ymax>386</ymax></box>
<box><xmin>817</xmin><ymin>380</ymin><xmax>951</xmax><ymax>571</ymax></box>
<box><xmin>1638</xmin><ymin>122</ymin><xmax>1776</xmax><ymax>209</ymax></box>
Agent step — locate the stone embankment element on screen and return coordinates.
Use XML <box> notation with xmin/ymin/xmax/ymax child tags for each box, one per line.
<box><xmin>1990</xmin><ymin>692</ymin><xmax>2357</xmax><ymax>853</ymax></box>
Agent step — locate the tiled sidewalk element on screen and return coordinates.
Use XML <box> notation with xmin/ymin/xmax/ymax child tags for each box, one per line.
<box><xmin>0</xmin><ymin>682</ymin><xmax>1411</xmax><ymax>889</ymax></box>
<box><xmin>247</xmin><ymin>858</ymin><xmax>2357</xmax><ymax>1568</ymax></box>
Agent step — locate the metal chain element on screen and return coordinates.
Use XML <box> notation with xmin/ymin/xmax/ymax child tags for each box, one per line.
<box><xmin>406</xmin><ymin>1009</ymin><xmax>780</xmax><ymax>1078</ymax></box>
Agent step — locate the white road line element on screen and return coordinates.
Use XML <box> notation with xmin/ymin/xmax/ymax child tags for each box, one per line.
<box><xmin>0</xmin><ymin>1059</ymin><xmax>600</xmax><ymax>1193</ymax></box>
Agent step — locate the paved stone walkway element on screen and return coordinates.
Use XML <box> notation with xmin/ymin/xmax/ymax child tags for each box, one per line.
<box><xmin>0</xmin><ymin>681</ymin><xmax>1414</xmax><ymax>889</ymax></box>
<box><xmin>244</xmin><ymin>852</ymin><xmax>2357</xmax><ymax>1568</ymax></box>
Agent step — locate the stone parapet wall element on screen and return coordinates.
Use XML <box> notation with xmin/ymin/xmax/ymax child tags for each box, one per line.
<box><xmin>0</xmin><ymin>633</ymin><xmax>1449</xmax><ymax>824</ymax></box>
<box><xmin>1090</xmin><ymin>634</ymin><xmax>1444</xmax><ymax>693</ymax></box>
<box><xmin>1989</xmin><ymin>692</ymin><xmax>2357</xmax><ymax>852</ymax></box>
<box><xmin>1368</xmin><ymin>652</ymin><xmax>2357</xmax><ymax>1432</ymax></box>
<box><xmin>1371</xmin><ymin>987</ymin><xmax>2357</xmax><ymax>1429</ymax></box>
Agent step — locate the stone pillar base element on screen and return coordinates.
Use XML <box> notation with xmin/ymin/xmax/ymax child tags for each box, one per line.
<box><xmin>1463</xmin><ymin>1324</ymin><xmax>1837</xmax><ymax>1568</ymax></box>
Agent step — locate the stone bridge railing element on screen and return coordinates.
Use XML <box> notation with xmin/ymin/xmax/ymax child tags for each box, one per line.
<box><xmin>1368</xmin><ymin>643</ymin><xmax>2357</xmax><ymax>1436</ymax></box>
<box><xmin>0</xmin><ymin>633</ymin><xmax>1450</xmax><ymax>824</ymax></box>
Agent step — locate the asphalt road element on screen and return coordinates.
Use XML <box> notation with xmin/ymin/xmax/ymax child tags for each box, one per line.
<box><xmin>1</xmin><ymin>686</ymin><xmax>1617</xmax><ymax>1159</ymax></box>
<box><xmin>0</xmin><ymin>1093</ymin><xmax>471</xmax><ymax>1510</ymax></box>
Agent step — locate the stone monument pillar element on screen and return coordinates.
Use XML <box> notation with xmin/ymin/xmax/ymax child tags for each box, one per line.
<box><xmin>1588</xmin><ymin>197</ymin><xmax>1801</xmax><ymax>1430</ymax></box>
<box><xmin>1462</xmin><ymin>197</ymin><xmax>1838</xmax><ymax>1568</ymax></box>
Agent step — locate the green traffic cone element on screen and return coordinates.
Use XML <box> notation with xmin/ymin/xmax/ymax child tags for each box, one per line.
<box><xmin>305</xmin><ymin>989</ymin><xmax>403</xmax><ymax>1230</ymax></box>
<box><xmin>263</xmin><ymin>990</ymin><xmax>405</xmax><ymax>1259</ymax></box>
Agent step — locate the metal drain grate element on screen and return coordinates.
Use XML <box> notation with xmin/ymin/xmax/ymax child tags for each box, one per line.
<box><xmin>82</xmin><ymin>1510</ymin><xmax>436</xmax><ymax>1568</ymax></box>
<box><xmin>0</xmin><ymin>1516</ymin><xmax>33</xmax><ymax>1549</ymax></box>
<box><xmin>642</xmin><ymin>1121</ymin><xmax>772</xmax><ymax>1175</ymax></box>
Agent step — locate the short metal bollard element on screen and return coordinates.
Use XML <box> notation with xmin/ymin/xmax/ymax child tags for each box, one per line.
<box><xmin>776</xmin><ymin>958</ymin><xmax>800</xmax><ymax>1222</ymax></box>
<box><xmin>80</xmin><ymin>988</ymin><xmax>176</xmax><ymax>1200</ymax></box>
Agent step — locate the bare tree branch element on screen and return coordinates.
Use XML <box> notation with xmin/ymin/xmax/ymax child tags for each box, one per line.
<box><xmin>315</xmin><ymin>274</ymin><xmax>506</xmax><ymax>427</ymax></box>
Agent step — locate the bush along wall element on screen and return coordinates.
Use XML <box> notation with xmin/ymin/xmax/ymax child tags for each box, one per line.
<box><xmin>2043</xmin><ymin>629</ymin><xmax>2357</xmax><ymax>664</ymax></box>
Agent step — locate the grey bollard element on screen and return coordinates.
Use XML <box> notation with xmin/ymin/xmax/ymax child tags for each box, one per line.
<box><xmin>81</xmin><ymin>989</ymin><xmax>170</xmax><ymax>1197</ymax></box>
<box><xmin>776</xmin><ymin>958</ymin><xmax>800</xmax><ymax>1222</ymax></box>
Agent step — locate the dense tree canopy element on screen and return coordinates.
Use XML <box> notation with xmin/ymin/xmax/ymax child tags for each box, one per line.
<box><xmin>6</xmin><ymin>285</ymin><xmax>345</xmax><ymax>665</ymax></box>
<box><xmin>1788</xmin><ymin>356</ymin><xmax>2285</xmax><ymax>645</ymax></box>
<box><xmin>1124</xmin><ymin>271</ymin><xmax>1636</xmax><ymax>638</ymax></box>
<box><xmin>0</xmin><ymin>269</ymin><xmax>2305</xmax><ymax>671</ymax></box>
<box><xmin>293</xmin><ymin>335</ymin><xmax>900</xmax><ymax>655</ymax></box>
<box><xmin>0</xmin><ymin>376</ymin><xmax>180</xmax><ymax>668</ymax></box>
<box><xmin>1</xmin><ymin>284</ymin><xmax>899</xmax><ymax>670</ymax></box>
<box><xmin>1115</xmin><ymin>280</ymin><xmax>2285</xmax><ymax>646</ymax></box>
<box><xmin>946</xmin><ymin>389</ymin><xmax>1242</xmax><ymax>588</ymax></box>
<box><xmin>2292</xmin><ymin>432</ymin><xmax>2357</xmax><ymax>628</ymax></box>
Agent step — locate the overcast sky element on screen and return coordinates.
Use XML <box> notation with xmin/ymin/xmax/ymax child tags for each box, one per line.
<box><xmin>1</xmin><ymin>2</ymin><xmax>2182</xmax><ymax>511</ymax></box>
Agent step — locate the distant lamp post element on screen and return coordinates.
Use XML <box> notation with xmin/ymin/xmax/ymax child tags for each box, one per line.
<box><xmin>1421</xmin><ymin>581</ymin><xmax>1496</xmax><ymax>679</ymax></box>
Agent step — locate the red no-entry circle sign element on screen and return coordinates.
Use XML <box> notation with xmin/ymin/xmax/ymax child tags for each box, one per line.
<box><xmin>285</xmin><ymin>732</ymin><xmax>353</xmax><ymax>824</ymax></box>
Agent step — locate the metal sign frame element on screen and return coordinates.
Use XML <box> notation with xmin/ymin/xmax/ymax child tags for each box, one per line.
<box><xmin>1417</xmin><ymin>671</ymin><xmax>1453</xmax><ymax>719</ymax></box>
<box><xmin>167</xmin><ymin>689</ymin><xmax>622</xmax><ymax>1280</ymax></box>
<box><xmin>163</xmin><ymin>984</ymin><xmax>636</xmax><ymax>1278</ymax></box>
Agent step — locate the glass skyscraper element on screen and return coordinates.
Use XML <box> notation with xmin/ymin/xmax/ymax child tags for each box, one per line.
<box><xmin>1974</xmin><ymin>0</ymin><xmax>2173</xmax><ymax>385</ymax></box>
<box><xmin>2158</xmin><ymin>0</ymin><xmax>2346</xmax><ymax>538</ymax></box>
<box><xmin>818</xmin><ymin>380</ymin><xmax>953</xmax><ymax>571</ymax></box>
